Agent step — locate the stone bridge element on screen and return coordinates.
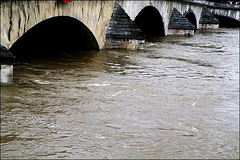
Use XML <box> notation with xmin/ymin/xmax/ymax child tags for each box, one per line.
<box><xmin>119</xmin><ymin>0</ymin><xmax>239</xmax><ymax>33</ymax></box>
<box><xmin>1</xmin><ymin>0</ymin><xmax>239</xmax><ymax>56</ymax></box>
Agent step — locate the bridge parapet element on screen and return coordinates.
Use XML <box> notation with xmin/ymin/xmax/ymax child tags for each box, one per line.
<box><xmin>181</xmin><ymin>0</ymin><xmax>240</xmax><ymax>10</ymax></box>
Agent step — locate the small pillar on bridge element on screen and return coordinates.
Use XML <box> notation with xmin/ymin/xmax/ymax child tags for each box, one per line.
<box><xmin>168</xmin><ymin>8</ymin><xmax>195</xmax><ymax>36</ymax></box>
<box><xmin>199</xmin><ymin>7</ymin><xmax>219</xmax><ymax>29</ymax></box>
<box><xmin>1</xmin><ymin>44</ymin><xmax>15</xmax><ymax>86</ymax></box>
<box><xmin>105</xmin><ymin>3</ymin><xmax>145</xmax><ymax>50</ymax></box>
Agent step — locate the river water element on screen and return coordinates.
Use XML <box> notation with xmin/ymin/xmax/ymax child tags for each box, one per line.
<box><xmin>1</xmin><ymin>28</ymin><xmax>239</xmax><ymax>159</ymax></box>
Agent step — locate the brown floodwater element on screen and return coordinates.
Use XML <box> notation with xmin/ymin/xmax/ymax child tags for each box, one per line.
<box><xmin>1</xmin><ymin>28</ymin><xmax>239</xmax><ymax>159</ymax></box>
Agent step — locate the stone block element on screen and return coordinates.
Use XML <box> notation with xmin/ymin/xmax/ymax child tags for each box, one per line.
<box><xmin>168</xmin><ymin>29</ymin><xmax>194</xmax><ymax>36</ymax></box>
<box><xmin>199</xmin><ymin>24</ymin><xmax>219</xmax><ymax>29</ymax></box>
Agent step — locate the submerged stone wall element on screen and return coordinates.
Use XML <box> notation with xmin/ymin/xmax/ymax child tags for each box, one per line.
<box><xmin>168</xmin><ymin>29</ymin><xmax>194</xmax><ymax>36</ymax></box>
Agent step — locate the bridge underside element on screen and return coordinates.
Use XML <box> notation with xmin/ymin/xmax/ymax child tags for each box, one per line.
<box><xmin>134</xmin><ymin>6</ymin><xmax>165</xmax><ymax>37</ymax></box>
<box><xmin>9</xmin><ymin>16</ymin><xmax>99</xmax><ymax>58</ymax></box>
<box><xmin>184</xmin><ymin>12</ymin><xmax>197</xmax><ymax>29</ymax></box>
<box><xmin>214</xmin><ymin>15</ymin><xmax>240</xmax><ymax>27</ymax></box>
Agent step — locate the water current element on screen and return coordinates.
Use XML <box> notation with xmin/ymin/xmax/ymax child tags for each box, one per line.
<box><xmin>1</xmin><ymin>28</ymin><xmax>239</xmax><ymax>159</ymax></box>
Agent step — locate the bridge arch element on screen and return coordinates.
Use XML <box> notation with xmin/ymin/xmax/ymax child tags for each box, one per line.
<box><xmin>184</xmin><ymin>11</ymin><xmax>197</xmax><ymax>29</ymax></box>
<box><xmin>214</xmin><ymin>15</ymin><xmax>240</xmax><ymax>27</ymax></box>
<box><xmin>134</xmin><ymin>6</ymin><xmax>165</xmax><ymax>37</ymax></box>
<box><xmin>1</xmin><ymin>0</ymin><xmax>115</xmax><ymax>51</ymax></box>
<box><xmin>9</xmin><ymin>16</ymin><xmax>99</xmax><ymax>57</ymax></box>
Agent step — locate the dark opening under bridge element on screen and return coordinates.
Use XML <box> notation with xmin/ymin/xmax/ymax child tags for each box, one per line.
<box><xmin>0</xmin><ymin>0</ymin><xmax>239</xmax><ymax>57</ymax></box>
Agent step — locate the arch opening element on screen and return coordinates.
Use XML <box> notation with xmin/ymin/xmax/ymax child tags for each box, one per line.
<box><xmin>134</xmin><ymin>6</ymin><xmax>165</xmax><ymax>37</ymax></box>
<box><xmin>184</xmin><ymin>12</ymin><xmax>197</xmax><ymax>29</ymax></box>
<box><xmin>9</xmin><ymin>16</ymin><xmax>99</xmax><ymax>58</ymax></box>
<box><xmin>215</xmin><ymin>15</ymin><xmax>240</xmax><ymax>27</ymax></box>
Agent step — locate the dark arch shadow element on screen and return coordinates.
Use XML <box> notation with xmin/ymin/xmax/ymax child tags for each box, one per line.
<box><xmin>184</xmin><ymin>11</ymin><xmax>197</xmax><ymax>30</ymax></box>
<box><xmin>215</xmin><ymin>15</ymin><xmax>240</xmax><ymax>27</ymax></box>
<box><xmin>9</xmin><ymin>16</ymin><xmax>99</xmax><ymax>58</ymax></box>
<box><xmin>134</xmin><ymin>6</ymin><xmax>165</xmax><ymax>37</ymax></box>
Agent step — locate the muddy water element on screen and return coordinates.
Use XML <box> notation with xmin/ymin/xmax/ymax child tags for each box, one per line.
<box><xmin>1</xmin><ymin>28</ymin><xmax>239</xmax><ymax>159</ymax></box>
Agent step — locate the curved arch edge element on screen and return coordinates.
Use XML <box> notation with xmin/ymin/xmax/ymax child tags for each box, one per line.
<box><xmin>134</xmin><ymin>5</ymin><xmax>165</xmax><ymax>37</ymax></box>
<box><xmin>9</xmin><ymin>16</ymin><xmax>100</xmax><ymax>57</ymax></box>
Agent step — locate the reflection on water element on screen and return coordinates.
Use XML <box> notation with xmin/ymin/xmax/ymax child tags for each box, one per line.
<box><xmin>1</xmin><ymin>28</ymin><xmax>239</xmax><ymax>159</ymax></box>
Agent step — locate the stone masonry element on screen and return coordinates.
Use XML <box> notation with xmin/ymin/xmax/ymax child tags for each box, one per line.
<box><xmin>168</xmin><ymin>8</ymin><xmax>196</xmax><ymax>36</ymax></box>
<box><xmin>199</xmin><ymin>7</ymin><xmax>219</xmax><ymax>29</ymax></box>
<box><xmin>105</xmin><ymin>3</ymin><xmax>145</xmax><ymax>50</ymax></box>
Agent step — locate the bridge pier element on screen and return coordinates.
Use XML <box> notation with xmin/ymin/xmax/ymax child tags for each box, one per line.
<box><xmin>104</xmin><ymin>3</ymin><xmax>145</xmax><ymax>50</ymax></box>
<box><xmin>199</xmin><ymin>7</ymin><xmax>219</xmax><ymax>29</ymax></box>
<box><xmin>168</xmin><ymin>8</ymin><xmax>195</xmax><ymax>36</ymax></box>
